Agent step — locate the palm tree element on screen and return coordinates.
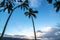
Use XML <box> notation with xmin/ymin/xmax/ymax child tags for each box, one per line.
<box><xmin>24</xmin><ymin>8</ymin><xmax>38</xmax><ymax>40</ymax></box>
<box><xmin>0</xmin><ymin>0</ymin><xmax>29</xmax><ymax>40</ymax></box>
<box><xmin>0</xmin><ymin>0</ymin><xmax>13</xmax><ymax>40</ymax></box>
<box><xmin>47</xmin><ymin>0</ymin><xmax>60</xmax><ymax>12</ymax></box>
<box><xmin>53</xmin><ymin>1</ymin><xmax>60</xmax><ymax>12</ymax></box>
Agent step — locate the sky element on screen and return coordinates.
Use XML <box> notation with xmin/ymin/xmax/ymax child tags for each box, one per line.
<box><xmin>0</xmin><ymin>0</ymin><xmax>60</xmax><ymax>39</ymax></box>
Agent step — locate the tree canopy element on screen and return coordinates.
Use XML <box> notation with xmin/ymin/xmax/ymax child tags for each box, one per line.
<box><xmin>47</xmin><ymin>0</ymin><xmax>60</xmax><ymax>12</ymax></box>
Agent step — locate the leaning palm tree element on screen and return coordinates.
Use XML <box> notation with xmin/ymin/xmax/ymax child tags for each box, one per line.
<box><xmin>24</xmin><ymin>8</ymin><xmax>38</xmax><ymax>40</ymax></box>
<box><xmin>0</xmin><ymin>0</ymin><xmax>14</xmax><ymax>40</ymax></box>
<box><xmin>0</xmin><ymin>0</ymin><xmax>29</xmax><ymax>40</ymax></box>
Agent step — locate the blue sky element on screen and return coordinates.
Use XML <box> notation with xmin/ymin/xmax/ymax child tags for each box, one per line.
<box><xmin>0</xmin><ymin>0</ymin><xmax>60</xmax><ymax>37</ymax></box>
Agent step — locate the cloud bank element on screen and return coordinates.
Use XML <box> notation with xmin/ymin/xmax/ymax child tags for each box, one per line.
<box><xmin>37</xmin><ymin>27</ymin><xmax>60</xmax><ymax>40</ymax></box>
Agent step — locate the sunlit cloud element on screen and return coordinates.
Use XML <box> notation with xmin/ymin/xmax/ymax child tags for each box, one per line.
<box><xmin>41</xmin><ymin>27</ymin><xmax>60</xmax><ymax>40</ymax></box>
<box><xmin>1</xmin><ymin>27</ymin><xmax>60</xmax><ymax>40</ymax></box>
<box><xmin>36</xmin><ymin>32</ymin><xmax>45</xmax><ymax>38</ymax></box>
<box><xmin>25</xmin><ymin>27</ymin><xmax>53</xmax><ymax>39</ymax></box>
<box><xmin>40</xmin><ymin>27</ymin><xmax>52</xmax><ymax>32</ymax></box>
<box><xmin>18</xmin><ymin>27</ymin><xmax>34</xmax><ymax>38</ymax></box>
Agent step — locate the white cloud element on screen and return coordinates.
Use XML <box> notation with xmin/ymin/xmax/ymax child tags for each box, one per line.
<box><xmin>40</xmin><ymin>27</ymin><xmax>52</xmax><ymax>32</ymax></box>
<box><xmin>36</xmin><ymin>32</ymin><xmax>45</xmax><ymax>38</ymax></box>
<box><xmin>19</xmin><ymin>27</ymin><xmax>34</xmax><ymax>37</ymax></box>
<box><xmin>2</xmin><ymin>27</ymin><xmax>60</xmax><ymax>40</ymax></box>
<box><xmin>41</xmin><ymin>27</ymin><xmax>60</xmax><ymax>40</ymax></box>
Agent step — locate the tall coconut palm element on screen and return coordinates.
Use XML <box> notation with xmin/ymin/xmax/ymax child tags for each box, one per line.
<box><xmin>0</xmin><ymin>0</ymin><xmax>13</xmax><ymax>40</ymax></box>
<box><xmin>0</xmin><ymin>0</ymin><xmax>29</xmax><ymax>40</ymax></box>
<box><xmin>24</xmin><ymin>8</ymin><xmax>38</xmax><ymax>40</ymax></box>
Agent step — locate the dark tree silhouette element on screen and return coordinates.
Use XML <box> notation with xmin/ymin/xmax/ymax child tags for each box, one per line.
<box><xmin>24</xmin><ymin>8</ymin><xmax>38</xmax><ymax>40</ymax></box>
<box><xmin>0</xmin><ymin>0</ymin><xmax>38</xmax><ymax>40</ymax></box>
<box><xmin>47</xmin><ymin>0</ymin><xmax>52</xmax><ymax>4</ymax></box>
<box><xmin>47</xmin><ymin>0</ymin><xmax>60</xmax><ymax>12</ymax></box>
<box><xmin>0</xmin><ymin>0</ymin><xmax>29</xmax><ymax>40</ymax></box>
<box><xmin>18</xmin><ymin>0</ymin><xmax>29</xmax><ymax>10</ymax></box>
<box><xmin>18</xmin><ymin>0</ymin><xmax>23</xmax><ymax>2</ymax></box>
<box><xmin>54</xmin><ymin>1</ymin><xmax>60</xmax><ymax>12</ymax></box>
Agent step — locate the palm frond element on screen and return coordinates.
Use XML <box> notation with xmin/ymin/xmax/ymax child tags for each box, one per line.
<box><xmin>25</xmin><ymin>6</ymin><xmax>28</xmax><ymax>10</ymax></box>
<box><xmin>9</xmin><ymin>2</ymin><xmax>13</xmax><ymax>9</ymax></box>
<box><xmin>54</xmin><ymin>1</ymin><xmax>60</xmax><ymax>12</ymax></box>
<box><xmin>56</xmin><ymin>7</ymin><xmax>59</xmax><ymax>12</ymax></box>
<box><xmin>12</xmin><ymin>0</ymin><xmax>16</xmax><ymax>2</ymax></box>
<box><xmin>47</xmin><ymin>0</ymin><xmax>52</xmax><ymax>4</ymax></box>
<box><xmin>54</xmin><ymin>1</ymin><xmax>60</xmax><ymax>8</ymax></box>
<box><xmin>18</xmin><ymin>0</ymin><xmax>29</xmax><ymax>10</ymax></box>
<box><xmin>29</xmin><ymin>8</ymin><xmax>33</xmax><ymax>12</ymax></box>
<box><xmin>0</xmin><ymin>0</ymin><xmax>5</xmax><ymax>7</ymax></box>
<box><xmin>25</xmin><ymin>8</ymin><xmax>38</xmax><ymax>18</ymax></box>
<box><xmin>3</xmin><ymin>7</ymin><xmax>7</xmax><ymax>12</ymax></box>
<box><xmin>25</xmin><ymin>0</ymin><xmax>28</xmax><ymax>3</ymax></box>
<box><xmin>32</xmin><ymin>14</ymin><xmax>36</xmax><ymax>18</ymax></box>
<box><xmin>33</xmin><ymin>11</ymin><xmax>38</xmax><ymax>13</ymax></box>
<box><xmin>8</xmin><ymin>8</ymin><xmax>10</xmax><ymax>13</ymax></box>
<box><xmin>24</xmin><ymin>12</ymin><xmax>29</xmax><ymax>16</ymax></box>
<box><xmin>28</xmin><ymin>13</ymin><xmax>31</xmax><ymax>18</ymax></box>
<box><xmin>0</xmin><ymin>9</ymin><xmax>3</xmax><ymax>12</ymax></box>
<box><xmin>18</xmin><ymin>0</ymin><xmax>23</xmax><ymax>2</ymax></box>
<box><xmin>23</xmin><ymin>2</ymin><xmax>29</xmax><ymax>9</ymax></box>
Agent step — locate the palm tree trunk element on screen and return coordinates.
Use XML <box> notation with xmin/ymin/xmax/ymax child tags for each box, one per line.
<box><xmin>31</xmin><ymin>17</ymin><xmax>37</xmax><ymax>40</ymax></box>
<box><xmin>0</xmin><ymin>4</ymin><xmax>21</xmax><ymax>40</ymax></box>
<box><xmin>0</xmin><ymin>10</ymin><xmax>13</xmax><ymax>40</ymax></box>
